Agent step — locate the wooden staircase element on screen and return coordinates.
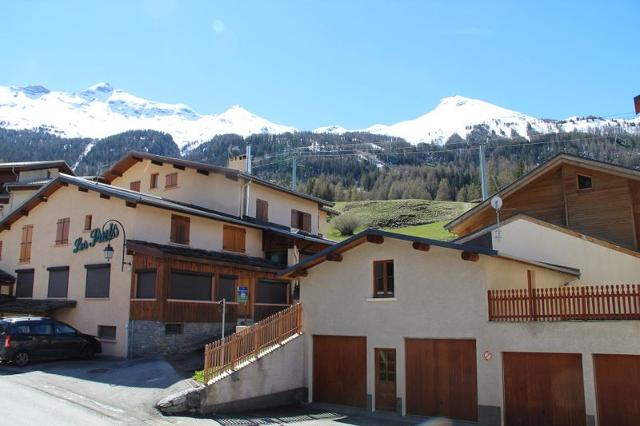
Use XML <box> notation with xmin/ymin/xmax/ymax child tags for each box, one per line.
<box><xmin>202</xmin><ymin>303</ymin><xmax>303</xmax><ymax>384</ymax></box>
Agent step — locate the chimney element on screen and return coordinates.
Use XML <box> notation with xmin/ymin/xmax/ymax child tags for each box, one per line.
<box><xmin>227</xmin><ymin>154</ymin><xmax>247</xmax><ymax>173</ymax></box>
<box><xmin>635</xmin><ymin>95</ymin><xmax>640</xmax><ymax>115</ymax></box>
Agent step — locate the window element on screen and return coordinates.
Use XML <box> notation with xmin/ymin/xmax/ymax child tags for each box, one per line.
<box><xmin>47</xmin><ymin>266</ymin><xmax>69</xmax><ymax>298</ymax></box>
<box><xmin>577</xmin><ymin>174</ymin><xmax>593</xmax><ymax>190</ymax></box>
<box><xmin>256</xmin><ymin>280</ymin><xmax>288</xmax><ymax>305</ymax></box>
<box><xmin>168</xmin><ymin>271</ymin><xmax>212</xmax><ymax>301</ymax></box>
<box><xmin>55</xmin><ymin>322</ymin><xmax>77</xmax><ymax>336</ymax></box>
<box><xmin>373</xmin><ymin>260</ymin><xmax>394</xmax><ymax>298</ymax></box>
<box><xmin>165</xmin><ymin>324</ymin><xmax>183</xmax><ymax>335</ymax></box>
<box><xmin>30</xmin><ymin>323</ymin><xmax>53</xmax><ymax>336</ymax></box>
<box><xmin>265</xmin><ymin>250</ymin><xmax>288</xmax><ymax>266</ymax></box>
<box><xmin>19</xmin><ymin>224</ymin><xmax>33</xmax><ymax>262</ymax></box>
<box><xmin>84</xmin><ymin>214</ymin><xmax>92</xmax><ymax>231</ymax></box>
<box><xmin>223</xmin><ymin>225</ymin><xmax>246</xmax><ymax>253</ymax></box>
<box><xmin>135</xmin><ymin>269</ymin><xmax>156</xmax><ymax>299</ymax></box>
<box><xmin>129</xmin><ymin>180</ymin><xmax>141</xmax><ymax>192</ymax></box>
<box><xmin>55</xmin><ymin>218</ymin><xmax>70</xmax><ymax>245</ymax></box>
<box><xmin>217</xmin><ymin>275</ymin><xmax>237</xmax><ymax>301</ymax></box>
<box><xmin>150</xmin><ymin>173</ymin><xmax>159</xmax><ymax>189</ymax></box>
<box><xmin>97</xmin><ymin>325</ymin><xmax>116</xmax><ymax>341</ymax></box>
<box><xmin>165</xmin><ymin>172</ymin><xmax>178</xmax><ymax>188</ymax></box>
<box><xmin>291</xmin><ymin>209</ymin><xmax>312</xmax><ymax>232</ymax></box>
<box><xmin>170</xmin><ymin>214</ymin><xmax>190</xmax><ymax>245</ymax></box>
<box><xmin>15</xmin><ymin>269</ymin><xmax>34</xmax><ymax>298</ymax></box>
<box><xmin>256</xmin><ymin>199</ymin><xmax>269</xmax><ymax>221</ymax></box>
<box><xmin>85</xmin><ymin>264</ymin><xmax>111</xmax><ymax>298</ymax></box>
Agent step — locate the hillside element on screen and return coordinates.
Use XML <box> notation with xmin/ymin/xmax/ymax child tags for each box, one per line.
<box><xmin>326</xmin><ymin>199</ymin><xmax>475</xmax><ymax>241</ymax></box>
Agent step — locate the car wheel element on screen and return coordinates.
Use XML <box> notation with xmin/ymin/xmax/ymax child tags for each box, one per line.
<box><xmin>13</xmin><ymin>351</ymin><xmax>30</xmax><ymax>367</ymax></box>
<box><xmin>81</xmin><ymin>346</ymin><xmax>95</xmax><ymax>360</ymax></box>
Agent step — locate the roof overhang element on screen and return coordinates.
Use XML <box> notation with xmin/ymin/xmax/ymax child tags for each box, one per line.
<box><xmin>0</xmin><ymin>297</ymin><xmax>76</xmax><ymax>315</ymax></box>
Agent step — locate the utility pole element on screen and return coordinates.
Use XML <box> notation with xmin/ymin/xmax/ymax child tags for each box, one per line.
<box><xmin>291</xmin><ymin>155</ymin><xmax>297</xmax><ymax>190</ymax></box>
<box><xmin>479</xmin><ymin>143</ymin><xmax>489</xmax><ymax>201</ymax></box>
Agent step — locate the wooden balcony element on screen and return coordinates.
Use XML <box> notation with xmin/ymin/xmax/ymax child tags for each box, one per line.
<box><xmin>488</xmin><ymin>285</ymin><xmax>640</xmax><ymax>322</ymax></box>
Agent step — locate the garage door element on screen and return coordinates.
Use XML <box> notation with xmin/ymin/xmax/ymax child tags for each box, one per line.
<box><xmin>503</xmin><ymin>352</ymin><xmax>586</xmax><ymax>426</ymax></box>
<box><xmin>313</xmin><ymin>335</ymin><xmax>367</xmax><ymax>408</ymax></box>
<box><xmin>594</xmin><ymin>354</ymin><xmax>640</xmax><ymax>426</ymax></box>
<box><xmin>405</xmin><ymin>338</ymin><xmax>477</xmax><ymax>421</ymax></box>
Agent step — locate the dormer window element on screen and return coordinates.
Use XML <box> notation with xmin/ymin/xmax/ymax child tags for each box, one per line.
<box><xmin>577</xmin><ymin>174</ymin><xmax>592</xmax><ymax>190</ymax></box>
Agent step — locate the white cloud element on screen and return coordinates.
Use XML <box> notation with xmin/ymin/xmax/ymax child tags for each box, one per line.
<box><xmin>211</xmin><ymin>19</ymin><xmax>225</xmax><ymax>34</ymax></box>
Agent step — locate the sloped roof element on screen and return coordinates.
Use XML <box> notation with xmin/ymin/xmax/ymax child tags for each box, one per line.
<box><xmin>445</xmin><ymin>153</ymin><xmax>640</xmax><ymax>232</ymax></box>
<box><xmin>0</xmin><ymin>297</ymin><xmax>76</xmax><ymax>314</ymax></box>
<box><xmin>101</xmin><ymin>151</ymin><xmax>333</xmax><ymax>207</ymax></box>
<box><xmin>0</xmin><ymin>160</ymin><xmax>74</xmax><ymax>175</ymax></box>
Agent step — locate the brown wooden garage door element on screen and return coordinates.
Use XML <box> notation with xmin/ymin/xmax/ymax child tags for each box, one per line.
<box><xmin>594</xmin><ymin>354</ymin><xmax>640</xmax><ymax>426</ymax></box>
<box><xmin>313</xmin><ymin>335</ymin><xmax>367</xmax><ymax>408</ymax></box>
<box><xmin>503</xmin><ymin>352</ymin><xmax>586</xmax><ymax>426</ymax></box>
<box><xmin>405</xmin><ymin>338</ymin><xmax>478</xmax><ymax>421</ymax></box>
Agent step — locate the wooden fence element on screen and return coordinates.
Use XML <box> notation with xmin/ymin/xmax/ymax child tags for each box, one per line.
<box><xmin>488</xmin><ymin>285</ymin><xmax>640</xmax><ymax>322</ymax></box>
<box><xmin>202</xmin><ymin>303</ymin><xmax>303</xmax><ymax>384</ymax></box>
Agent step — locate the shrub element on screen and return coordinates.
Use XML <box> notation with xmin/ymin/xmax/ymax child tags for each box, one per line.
<box><xmin>332</xmin><ymin>213</ymin><xmax>362</xmax><ymax>236</ymax></box>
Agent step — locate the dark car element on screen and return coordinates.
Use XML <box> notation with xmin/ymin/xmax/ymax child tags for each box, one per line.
<box><xmin>0</xmin><ymin>317</ymin><xmax>101</xmax><ymax>366</ymax></box>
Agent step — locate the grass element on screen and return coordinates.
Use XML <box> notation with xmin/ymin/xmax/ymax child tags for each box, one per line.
<box><xmin>327</xmin><ymin>199</ymin><xmax>474</xmax><ymax>242</ymax></box>
<box><xmin>193</xmin><ymin>369</ymin><xmax>204</xmax><ymax>383</ymax></box>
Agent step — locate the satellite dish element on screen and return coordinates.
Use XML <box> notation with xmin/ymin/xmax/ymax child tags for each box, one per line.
<box><xmin>491</xmin><ymin>196</ymin><xmax>503</xmax><ymax>212</ymax></box>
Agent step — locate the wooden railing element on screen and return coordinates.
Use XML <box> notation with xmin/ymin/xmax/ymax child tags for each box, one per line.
<box><xmin>202</xmin><ymin>303</ymin><xmax>303</xmax><ymax>384</ymax></box>
<box><xmin>488</xmin><ymin>285</ymin><xmax>640</xmax><ymax>322</ymax></box>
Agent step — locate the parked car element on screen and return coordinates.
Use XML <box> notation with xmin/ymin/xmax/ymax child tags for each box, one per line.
<box><xmin>0</xmin><ymin>317</ymin><xmax>101</xmax><ymax>366</ymax></box>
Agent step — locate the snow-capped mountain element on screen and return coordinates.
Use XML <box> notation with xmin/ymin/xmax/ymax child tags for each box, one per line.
<box><xmin>0</xmin><ymin>83</ymin><xmax>296</xmax><ymax>148</ymax></box>
<box><xmin>357</xmin><ymin>95</ymin><xmax>640</xmax><ymax>145</ymax></box>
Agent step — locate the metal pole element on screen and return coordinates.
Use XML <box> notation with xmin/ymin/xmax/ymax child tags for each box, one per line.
<box><xmin>102</xmin><ymin>219</ymin><xmax>128</xmax><ymax>271</ymax></box>
<box><xmin>221</xmin><ymin>298</ymin><xmax>226</xmax><ymax>366</ymax></box>
<box><xmin>479</xmin><ymin>144</ymin><xmax>489</xmax><ymax>201</ymax></box>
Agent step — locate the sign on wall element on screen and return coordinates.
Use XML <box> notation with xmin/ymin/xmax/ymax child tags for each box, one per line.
<box><xmin>73</xmin><ymin>223</ymin><xmax>120</xmax><ymax>253</ymax></box>
<box><xmin>238</xmin><ymin>286</ymin><xmax>249</xmax><ymax>304</ymax></box>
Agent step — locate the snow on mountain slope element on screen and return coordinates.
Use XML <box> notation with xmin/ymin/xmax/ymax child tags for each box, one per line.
<box><xmin>0</xmin><ymin>83</ymin><xmax>297</xmax><ymax>148</ymax></box>
<box><xmin>358</xmin><ymin>95</ymin><xmax>640</xmax><ymax>145</ymax></box>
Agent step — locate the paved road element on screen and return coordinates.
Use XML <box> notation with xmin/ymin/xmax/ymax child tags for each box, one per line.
<box><xmin>0</xmin><ymin>357</ymin><xmax>434</xmax><ymax>425</ymax></box>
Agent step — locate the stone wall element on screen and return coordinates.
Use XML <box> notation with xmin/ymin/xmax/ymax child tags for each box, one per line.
<box><xmin>129</xmin><ymin>320</ymin><xmax>235</xmax><ymax>357</ymax></box>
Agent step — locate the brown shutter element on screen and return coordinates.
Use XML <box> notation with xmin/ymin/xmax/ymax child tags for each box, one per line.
<box><xmin>56</xmin><ymin>219</ymin><xmax>63</xmax><ymax>244</ymax></box>
<box><xmin>171</xmin><ymin>215</ymin><xmax>190</xmax><ymax>244</ymax></box>
<box><xmin>130</xmin><ymin>181</ymin><xmax>141</xmax><ymax>192</ymax></box>
<box><xmin>223</xmin><ymin>225</ymin><xmax>234</xmax><ymax>251</ymax></box>
<box><xmin>182</xmin><ymin>217</ymin><xmax>190</xmax><ymax>244</ymax></box>
<box><xmin>302</xmin><ymin>213</ymin><xmax>312</xmax><ymax>232</ymax></box>
<box><xmin>20</xmin><ymin>225</ymin><xmax>33</xmax><ymax>262</ymax></box>
<box><xmin>236</xmin><ymin>227</ymin><xmax>246</xmax><ymax>253</ymax></box>
<box><xmin>63</xmin><ymin>218</ymin><xmax>70</xmax><ymax>244</ymax></box>
<box><xmin>84</xmin><ymin>215</ymin><xmax>92</xmax><ymax>231</ymax></box>
<box><xmin>291</xmin><ymin>210</ymin><xmax>299</xmax><ymax>228</ymax></box>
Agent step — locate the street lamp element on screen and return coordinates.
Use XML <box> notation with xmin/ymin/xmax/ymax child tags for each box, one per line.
<box><xmin>101</xmin><ymin>219</ymin><xmax>131</xmax><ymax>271</ymax></box>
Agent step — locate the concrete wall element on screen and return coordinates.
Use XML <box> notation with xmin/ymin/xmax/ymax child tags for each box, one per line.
<box><xmin>199</xmin><ymin>334</ymin><xmax>305</xmax><ymax>414</ymax></box>
<box><xmin>492</xmin><ymin>217</ymin><xmax>640</xmax><ymax>284</ymax></box>
<box><xmin>299</xmin><ymin>238</ymin><xmax>640</xmax><ymax>423</ymax></box>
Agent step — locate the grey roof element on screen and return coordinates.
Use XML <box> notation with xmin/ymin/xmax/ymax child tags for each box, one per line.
<box><xmin>0</xmin><ymin>297</ymin><xmax>77</xmax><ymax>314</ymax></box>
<box><xmin>0</xmin><ymin>160</ymin><xmax>74</xmax><ymax>175</ymax></box>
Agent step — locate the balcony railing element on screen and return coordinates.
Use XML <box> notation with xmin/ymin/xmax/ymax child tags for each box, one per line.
<box><xmin>488</xmin><ymin>285</ymin><xmax>640</xmax><ymax>322</ymax></box>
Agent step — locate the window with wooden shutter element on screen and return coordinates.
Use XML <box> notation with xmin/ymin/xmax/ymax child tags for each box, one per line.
<box><xmin>302</xmin><ymin>212</ymin><xmax>312</xmax><ymax>232</ymax></box>
<box><xmin>55</xmin><ymin>218</ymin><xmax>70</xmax><ymax>245</ymax></box>
<box><xmin>373</xmin><ymin>260</ymin><xmax>394</xmax><ymax>298</ymax></box>
<box><xmin>150</xmin><ymin>173</ymin><xmax>159</xmax><ymax>189</ymax></box>
<box><xmin>47</xmin><ymin>266</ymin><xmax>69</xmax><ymax>298</ymax></box>
<box><xmin>165</xmin><ymin>172</ymin><xmax>178</xmax><ymax>188</ymax></box>
<box><xmin>223</xmin><ymin>225</ymin><xmax>246</xmax><ymax>253</ymax></box>
<box><xmin>256</xmin><ymin>199</ymin><xmax>269</xmax><ymax>221</ymax></box>
<box><xmin>129</xmin><ymin>180</ymin><xmax>141</xmax><ymax>192</ymax></box>
<box><xmin>84</xmin><ymin>214</ymin><xmax>92</xmax><ymax>231</ymax></box>
<box><xmin>290</xmin><ymin>209</ymin><xmax>312</xmax><ymax>232</ymax></box>
<box><xmin>20</xmin><ymin>225</ymin><xmax>33</xmax><ymax>262</ymax></box>
<box><xmin>170</xmin><ymin>214</ymin><xmax>190</xmax><ymax>245</ymax></box>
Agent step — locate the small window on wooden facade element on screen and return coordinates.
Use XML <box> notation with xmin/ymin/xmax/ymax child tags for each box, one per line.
<box><xmin>20</xmin><ymin>225</ymin><xmax>33</xmax><ymax>262</ymax></box>
<box><xmin>150</xmin><ymin>173</ymin><xmax>159</xmax><ymax>189</ymax></box>
<box><xmin>291</xmin><ymin>209</ymin><xmax>312</xmax><ymax>232</ymax></box>
<box><xmin>168</xmin><ymin>271</ymin><xmax>212</xmax><ymax>301</ymax></box>
<box><xmin>165</xmin><ymin>323</ymin><xmax>183</xmax><ymax>335</ymax></box>
<box><xmin>373</xmin><ymin>260</ymin><xmax>394</xmax><ymax>298</ymax></box>
<box><xmin>130</xmin><ymin>180</ymin><xmax>141</xmax><ymax>192</ymax></box>
<box><xmin>97</xmin><ymin>325</ymin><xmax>116</xmax><ymax>341</ymax></box>
<box><xmin>135</xmin><ymin>269</ymin><xmax>157</xmax><ymax>299</ymax></box>
<box><xmin>217</xmin><ymin>275</ymin><xmax>237</xmax><ymax>301</ymax></box>
<box><xmin>84</xmin><ymin>215</ymin><xmax>92</xmax><ymax>231</ymax></box>
<box><xmin>577</xmin><ymin>174</ymin><xmax>593</xmax><ymax>190</ymax></box>
<box><xmin>85</xmin><ymin>264</ymin><xmax>111</xmax><ymax>298</ymax></box>
<box><xmin>256</xmin><ymin>199</ymin><xmax>269</xmax><ymax>221</ymax></box>
<box><xmin>47</xmin><ymin>266</ymin><xmax>69</xmax><ymax>298</ymax></box>
<box><xmin>170</xmin><ymin>214</ymin><xmax>190</xmax><ymax>245</ymax></box>
<box><xmin>223</xmin><ymin>225</ymin><xmax>246</xmax><ymax>253</ymax></box>
<box><xmin>256</xmin><ymin>280</ymin><xmax>289</xmax><ymax>305</ymax></box>
<box><xmin>15</xmin><ymin>269</ymin><xmax>34</xmax><ymax>298</ymax></box>
<box><xmin>55</xmin><ymin>218</ymin><xmax>70</xmax><ymax>245</ymax></box>
<box><xmin>165</xmin><ymin>172</ymin><xmax>178</xmax><ymax>189</ymax></box>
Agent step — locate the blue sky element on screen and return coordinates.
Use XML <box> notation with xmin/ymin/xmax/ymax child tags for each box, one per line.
<box><xmin>1</xmin><ymin>0</ymin><xmax>638</xmax><ymax>129</ymax></box>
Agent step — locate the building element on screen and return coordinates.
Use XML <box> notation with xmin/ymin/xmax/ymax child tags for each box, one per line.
<box><xmin>0</xmin><ymin>152</ymin><xmax>334</xmax><ymax>357</ymax></box>
<box><xmin>277</xmin><ymin>229</ymin><xmax>640</xmax><ymax>426</ymax></box>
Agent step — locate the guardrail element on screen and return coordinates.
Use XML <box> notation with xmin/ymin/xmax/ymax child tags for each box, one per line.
<box><xmin>202</xmin><ymin>303</ymin><xmax>303</xmax><ymax>384</ymax></box>
<box><xmin>488</xmin><ymin>285</ymin><xmax>640</xmax><ymax>322</ymax></box>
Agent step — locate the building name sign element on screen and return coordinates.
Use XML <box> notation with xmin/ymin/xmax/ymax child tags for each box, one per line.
<box><xmin>73</xmin><ymin>223</ymin><xmax>120</xmax><ymax>253</ymax></box>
